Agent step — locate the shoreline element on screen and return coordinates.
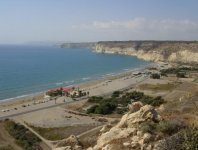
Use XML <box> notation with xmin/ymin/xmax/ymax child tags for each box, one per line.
<box><xmin>0</xmin><ymin>62</ymin><xmax>154</xmax><ymax>105</ymax></box>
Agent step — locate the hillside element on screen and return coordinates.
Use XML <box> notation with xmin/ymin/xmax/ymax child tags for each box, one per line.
<box><xmin>95</xmin><ymin>41</ymin><xmax>198</xmax><ymax>64</ymax></box>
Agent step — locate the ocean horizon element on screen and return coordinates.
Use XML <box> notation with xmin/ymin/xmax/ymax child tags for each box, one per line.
<box><xmin>0</xmin><ymin>45</ymin><xmax>150</xmax><ymax>101</ymax></box>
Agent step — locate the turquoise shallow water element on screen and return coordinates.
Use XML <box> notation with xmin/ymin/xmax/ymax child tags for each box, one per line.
<box><xmin>0</xmin><ymin>45</ymin><xmax>150</xmax><ymax>100</ymax></box>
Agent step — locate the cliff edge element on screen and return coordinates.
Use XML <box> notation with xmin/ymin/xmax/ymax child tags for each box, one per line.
<box><xmin>95</xmin><ymin>41</ymin><xmax>198</xmax><ymax>64</ymax></box>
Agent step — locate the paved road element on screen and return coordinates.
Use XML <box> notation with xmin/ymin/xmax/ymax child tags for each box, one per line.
<box><xmin>0</xmin><ymin>99</ymin><xmax>74</xmax><ymax>121</ymax></box>
<box><xmin>0</xmin><ymin>75</ymin><xmax>148</xmax><ymax>121</ymax></box>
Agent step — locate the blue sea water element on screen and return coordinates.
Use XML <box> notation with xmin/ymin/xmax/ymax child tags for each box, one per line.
<box><xmin>0</xmin><ymin>45</ymin><xmax>150</xmax><ymax>101</ymax></box>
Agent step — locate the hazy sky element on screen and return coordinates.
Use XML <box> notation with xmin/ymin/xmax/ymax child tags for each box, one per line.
<box><xmin>0</xmin><ymin>0</ymin><xmax>198</xmax><ymax>44</ymax></box>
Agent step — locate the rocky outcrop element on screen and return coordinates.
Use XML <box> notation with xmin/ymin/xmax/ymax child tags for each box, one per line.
<box><xmin>95</xmin><ymin>41</ymin><xmax>198</xmax><ymax>64</ymax></box>
<box><xmin>54</xmin><ymin>135</ymin><xmax>83</xmax><ymax>150</ymax></box>
<box><xmin>54</xmin><ymin>102</ymin><xmax>186</xmax><ymax>150</ymax></box>
<box><xmin>88</xmin><ymin>103</ymin><xmax>162</xmax><ymax>150</ymax></box>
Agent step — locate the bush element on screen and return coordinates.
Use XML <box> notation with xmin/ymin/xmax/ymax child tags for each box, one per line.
<box><xmin>141</xmin><ymin>96</ymin><xmax>164</xmax><ymax>106</ymax></box>
<box><xmin>180</xmin><ymin>128</ymin><xmax>198</xmax><ymax>150</ymax></box>
<box><xmin>116</xmin><ymin>107</ymin><xmax>128</xmax><ymax>114</ymax></box>
<box><xmin>157</xmin><ymin>120</ymin><xmax>180</xmax><ymax>135</ymax></box>
<box><xmin>112</xmin><ymin>91</ymin><xmax>121</xmax><ymax>98</ymax></box>
<box><xmin>86</xmin><ymin>91</ymin><xmax>164</xmax><ymax>115</ymax></box>
<box><xmin>88</xmin><ymin>96</ymin><xmax>103</xmax><ymax>103</ymax></box>
<box><xmin>140</xmin><ymin>120</ymin><xmax>182</xmax><ymax>136</ymax></box>
<box><xmin>87</xmin><ymin>102</ymin><xmax>116</xmax><ymax>115</ymax></box>
<box><xmin>96</xmin><ymin>103</ymin><xmax>116</xmax><ymax>115</ymax></box>
<box><xmin>124</xmin><ymin>91</ymin><xmax>144</xmax><ymax>101</ymax></box>
<box><xmin>87</xmin><ymin>105</ymin><xmax>99</xmax><ymax>114</ymax></box>
<box><xmin>139</xmin><ymin>122</ymin><xmax>157</xmax><ymax>133</ymax></box>
<box><xmin>160</xmin><ymin>72</ymin><xmax>168</xmax><ymax>77</ymax></box>
<box><xmin>4</xmin><ymin>120</ymin><xmax>41</xmax><ymax>150</ymax></box>
<box><xmin>150</xmin><ymin>73</ymin><xmax>160</xmax><ymax>79</ymax></box>
<box><xmin>152</xmin><ymin>96</ymin><xmax>165</xmax><ymax>106</ymax></box>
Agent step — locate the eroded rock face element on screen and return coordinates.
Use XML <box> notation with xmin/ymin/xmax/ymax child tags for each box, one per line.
<box><xmin>95</xmin><ymin>41</ymin><xmax>198</xmax><ymax>64</ymax></box>
<box><xmin>89</xmin><ymin>104</ymin><xmax>162</xmax><ymax>150</ymax></box>
<box><xmin>117</xmin><ymin>105</ymin><xmax>161</xmax><ymax>128</ymax></box>
<box><xmin>54</xmin><ymin>102</ymin><xmax>182</xmax><ymax>150</ymax></box>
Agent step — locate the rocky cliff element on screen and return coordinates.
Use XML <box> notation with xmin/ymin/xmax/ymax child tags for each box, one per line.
<box><xmin>60</xmin><ymin>42</ymin><xmax>96</xmax><ymax>49</ymax></box>
<box><xmin>95</xmin><ymin>41</ymin><xmax>198</xmax><ymax>64</ymax></box>
<box><xmin>53</xmin><ymin>102</ymin><xmax>187</xmax><ymax>150</ymax></box>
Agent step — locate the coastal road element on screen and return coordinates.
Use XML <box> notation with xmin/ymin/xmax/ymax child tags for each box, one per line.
<box><xmin>0</xmin><ymin>97</ymin><xmax>76</xmax><ymax>121</ymax></box>
<box><xmin>0</xmin><ymin>75</ymin><xmax>148</xmax><ymax>121</ymax></box>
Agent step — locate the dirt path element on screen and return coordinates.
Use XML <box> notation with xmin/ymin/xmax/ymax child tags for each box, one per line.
<box><xmin>15</xmin><ymin>120</ymin><xmax>53</xmax><ymax>149</ymax></box>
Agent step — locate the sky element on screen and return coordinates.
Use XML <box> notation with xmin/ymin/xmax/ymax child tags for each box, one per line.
<box><xmin>0</xmin><ymin>0</ymin><xmax>198</xmax><ymax>44</ymax></box>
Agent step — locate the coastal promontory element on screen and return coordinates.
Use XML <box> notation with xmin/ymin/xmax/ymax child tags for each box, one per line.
<box><xmin>95</xmin><ymin>41</ymin><xmax>198</xmax><ymax>64</ymax></box>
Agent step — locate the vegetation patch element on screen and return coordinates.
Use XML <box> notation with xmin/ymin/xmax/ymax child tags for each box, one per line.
<box><xmin>87</xmin><ymin>91</ymin><xmax>165</xmax><ymax>115</ymax></box>
<box><xmin>180</xmin><ymin>127</ymin><xmax>198</xmax><ymax>150</ymax></box>
<box><xmin>160</xmin><ymin>66</ymin><xmax>198</xmax><ymax>77</ymax></box>
<box><xmin>4</xmin><ymin>120</ymin><xmax>42</xmax><ymax>150</ymax></box>
<box><xmin>31</xmin><ymin>125</ymin><xmax>99</xmax><ymax>141</ymax></box>
<box><xmin>150</xmin><ymin>73</ymin><xmax>160</xmax><ymax>79</ymax></box>
<box><xmin>159</xmin><ymin>127</ymin><xmax>198</xmax><ymax>150</ymax></box>
<box><xmin>139</xmin><ymin>120</ymin><xmax>183</xmax><ymax>136</ymax></box>
<box><xmin>30</xmin><ymin>126</ymin><xmax>66</xmax><ymax>141</ymax></box>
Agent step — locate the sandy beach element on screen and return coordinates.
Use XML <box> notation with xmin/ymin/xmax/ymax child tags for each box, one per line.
<box><xmin>0</xmin><ymin>63</ymin><xmax>155</xmax><ymax>120</ymax></box>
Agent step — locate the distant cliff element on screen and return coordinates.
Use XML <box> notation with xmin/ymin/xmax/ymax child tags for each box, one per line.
<box><xmin>95</xmin><ymin>41</ymin><xmax>198</xmax><ymax>64</ymax></box>
<box><xmin>60</xmin><ymin>42</ymin><xmax>96</xmax><ymax>49</ymax></box>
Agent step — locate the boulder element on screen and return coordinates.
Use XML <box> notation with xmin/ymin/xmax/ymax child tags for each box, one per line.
<box><xmin>117</xmin><ymin>105</ymin><xmax>161</xmax><ymax>128</ymax></box>
<box><xmin>128</xmin><ymin>101</ymin><xmax>144</xmax><ymax>113</ymax></box>
<box><xmin>143</xmin><ymin>133</ymin><xmax>153</xmax><ymax>143</ymax></box>
<box><xmin>95</xmin><ymin>127</ymin><xmax>137</xmax><ymax>149</ymax></box>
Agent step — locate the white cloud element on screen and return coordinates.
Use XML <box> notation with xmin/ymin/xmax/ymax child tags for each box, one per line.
<box><xmin>92</xmin><ymin>18</ymin><xmax>145</xmax><ymax>30</ymax></box>
<box><xmin>72</xmin><ymin>18</ymin><xmax>198</xmax><ymax>40</ymax></box>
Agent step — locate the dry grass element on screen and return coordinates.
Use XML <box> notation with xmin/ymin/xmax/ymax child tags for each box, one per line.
<box><xmin>0</xmin><ymin>121</ymin><xmax>22</xmax><ymax>150</ymax></box>
<box><xmin>31</xmin><ymin>124</ymin><xmax>100</xmax><ymax>141</ymax></box>
<box><xmin>139</xmin><ymin>83</ymin><xmax>176</xmax><ymax>91</ymax></box>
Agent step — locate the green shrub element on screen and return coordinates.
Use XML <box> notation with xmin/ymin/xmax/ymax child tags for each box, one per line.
<box><xmin>157</xmin><ymin>120</ymin><xmax>180</xmax><ymax>135</ymax></box>
<box><xmin>150</xmin><ymin>73</ymin><xmax>160</xmax><ymax>79</ymax></box>
<box><xmin>112</xmin><ymin>91</ymin><xmax>121</xmax><ymax>98</ymax></box>
<box><xmin>181</xmin><ymin>128</ymin><xmax>198</xmax><ymax>150</ymax></box>
<box><xmin>4</xmin><ymin>120</ymin><xmax>41</xmax><ymax>150</ymax></box>
<box><xmin>86</xmin><ymin>91</ymin><xmax>164</xmax><ymax>115</ymax></box>
<box><xmin>87</xmin><ymin>105</ymin><xmax>99</xmax><ymax>114</ymax></box>
<box><xmin>116</xmin><ymin>107</ymin><xmax>128</xmax><ymax>114</ymax></box>
<box><xmin>95</xmin><ymin>102</ymin><xmax>116</xmax><ymax>115</ymax></box>
<box><xmin>124</xmin><ymin>91</ymin><xmax>144</xmax><ymax>101</ymax></box>
<box><xmin>87</xmin><ymin>102</ymin><xmax>117</xmax><ymax>115</ymax></box>
<box><xmin>88</xmin><ymin>96</ymin><xmax>103</xmax><ymax>103</ymax></box>
<box><xmin>139</xmin><ymin>122</ymin><xmax>157</xmax><ymax>133</ymax></box>
<box><xmin>141</xmin><ymin>96</ymin><xmax>164</xmax><ymax>106</ymax></box>
<box><xmin>151</xmin><ymin>96</ymin><xmax>165</xmax><ymax>106</ymax></box>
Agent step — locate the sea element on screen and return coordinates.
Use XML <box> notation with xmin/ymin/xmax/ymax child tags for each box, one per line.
<box><xmin>0</xmin><ymin>45</ymin><xmax>150</xmax><ymax>101</ymax></box>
